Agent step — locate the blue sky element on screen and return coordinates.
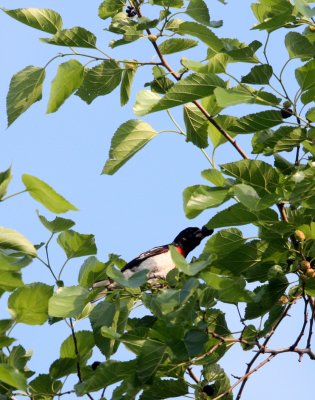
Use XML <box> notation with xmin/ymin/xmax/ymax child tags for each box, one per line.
<box><xmin>0</xmin><ymin>1</ymin><xmax>313</xmax><ymax>399</ymax></box>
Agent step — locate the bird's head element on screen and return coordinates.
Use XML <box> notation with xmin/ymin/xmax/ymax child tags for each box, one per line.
<box><xmin>172</xmin><ymin>226</ymin><xmax>213</xmax><ymax>256</ymax></box>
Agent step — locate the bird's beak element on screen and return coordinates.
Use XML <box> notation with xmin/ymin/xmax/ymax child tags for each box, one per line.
<box><xmin>200</xmin><ymin>226</ymin><xmax>214</xmax><ymax>237</ymax></box>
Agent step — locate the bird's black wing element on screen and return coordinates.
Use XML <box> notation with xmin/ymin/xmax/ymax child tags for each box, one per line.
<box><xmin>121</xmin><ymin>245</ymin><xmax>169</xmax><ymax>272</ymax></box>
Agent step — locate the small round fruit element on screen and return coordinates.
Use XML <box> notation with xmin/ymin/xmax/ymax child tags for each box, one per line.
<box><xmin>148</xmin><ymin>34</ymin><xmax>158</xmax><ymax>42</ymax></box>
<box><xmin>281</xmin><ymin>108</ymin><xmax>293</xmax><ymax>119</ymax></box>
<box><xmin>300</xmin><ymin>260</ymin><xmax>311</xmax><ymax>272</ymax></box>
<box><xmin>294</xmin><ymin>230</ymin><xmax>306</xmax><ymax>242</ymax></box>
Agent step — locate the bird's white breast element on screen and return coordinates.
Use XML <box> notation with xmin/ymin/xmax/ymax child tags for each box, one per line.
<box><xmin>123</xmin><ymin>251</ymin><xmax>175</xmax><ymax>279</ymax></box>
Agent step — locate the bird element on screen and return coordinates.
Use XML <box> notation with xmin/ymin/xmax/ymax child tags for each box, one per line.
<box><xmin>92</xmin><ymin>226</ymin><xmax>213</xmax><ymax>293</ymax></box>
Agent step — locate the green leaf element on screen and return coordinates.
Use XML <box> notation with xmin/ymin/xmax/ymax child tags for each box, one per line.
<box><xmin>186</xmin><ymin>0</ymin><xmax>210</xmax><ymax>25</ymax></box>
<box><xmin>184</xmin><ymin>329</ymin><xmax>208</xmax><ymax>356</ymax></box>
<box><xmin>151</xmin><ymin>0</ymin><xmax>184</xmax><ymax>7</ymax></box>
<box><xmin>78</xmin><ymin>256</ymin><xmax>106</xmax><ymax>287</ymax></box>
<box><xmin>228</xmin><ymin>110</ymin><xmax>283</xmax><ymax>133</ymax></box>
<box><xmin>220</xmin><ymin>160</ymin><xmax>280</xmax><ymax>194</ymax></box>
<box><xmin>47</xmin><ymin>59</ymin><xmax>84</xmax><ymax>113</ymax></box>
<box><xmin>285</xmin><ymin>32</ymin><xmax>313</xmax><ymax>59</ymax></box>
<box><xmin>1</xmin><ymin>7</ymin><xmax>62</xmax><ymax>33</ymax></box>
<box><xmin>301</xmin><ymin>87</ymin><xmax>315</xmax><ymax>105</ymax></box>
<box><xmin>294</xmin><ymin>0</ymin><xmax>315</xmax><ymax>17</ymax></box>
<box><xmin>241</xmin><ymin>64</ymin><xmax>273</xmax><ymax>84</ymax></box>
<box><xmin>0</xmin><ymin>166</ymin><xmax>12</xmax><ymax>200</ymax></box>
<box><xmin>140</xmin><ymin>378</ymin><xmax>188</xmax><ymax>400</ymax></box>
<box><xmin>201</xmin><ymin>272</ymin><xmax>253</xmax><ymax>303</ymax></box>
<box><xmin>221</xmin><ymin>38</ymin><xmax>261</xmax><ymax>63</ymax></box>
<box><xmin>134</xmin><ymin>73</ymin><xmax>225</xmax><ymax>116</ymax></box>
<box><xmin>0</xmin><ymin>227</ymin><xmax>37</xmax><ymax>256</ymax></box>
<box><xmin>233</xmin><ymin>183</ymin><xmax>277</xmax><ymax>210</ymax></box>
<box><xmin>6</xmin><ymin>66</ymin><xmax>45</xmax><ymax>126</ymax></box>
<box><xmin>41</xmin><ymin>26</ymin><xmax>97</xmax><ymax>48</ymax></box>
<box><xmin>214</xmin><ymin>87</ymin><xmax>279</xmax><ymax>108</ymax></box>
<box><xmin>183</xmin><ymin>185</ymin><xmax>230</xmax><ymax>218</ymax></box>
<box><xmin>106</xmin><ymin>265</ymin><xmax>148</xmax><ymax>288</ymax></box>
<box><xmin>0</xmin><ymin>270</ymin><xmax>24</xmax><ymax>291</ymax></box>
<box><xmin>120</xmin><ymin>65</ymin><xmax>137</xmax><ymax>106</ymax></box>
<box><xmin>136</xmin><ymin>340</ymin><xmax>167</xmax><ymax>383</ymax></box>
<box><xmin>173</xmin><ymin>21</ymin><xmax>223</xmax><ymax>52</ymax></box>
<box><xmin>207</xmin><ymin>115</ymin><xmax>237</xmax><ymax>148</ymax></box>
<box><xmin>183</xmin><ymin>104</ymin><xmax>208</xmax><ymax>148</ymax></box>
<box><xmin>170</xmin><ymin>246</ymin><xmax>209</xmax><ymax>275</ymax></box>
<box><xmin>253</xmin><ymin>127</ymin><xmax>307</xmax><ymax>155</ymax></box>
<box><xmin>0</xmin><ymin>364</ymin><xmax>27</xmax><ymax>390</ymax></box>
<box><xmin>29</xmin><ymin>374</ymin><xmax>62</xmax><ymax>398</ymax></box>
<box><xmin>103</xmin><ymin>119</ymin><xmax>158</xmax><ymax>175</ymax></box>
<box><xmin>8</xmin><ymin>283</ymin><xmax>53</xmax><ymax>324</ymax></box>
<box><xmin>295</xmin><ymin>59</ymin><xmax>315</xmax><ymax>91</ymax></box>
<box><xmin>90</xmin><ymin>301</ymin><xmax>116</xmax><ymax>358</ymax></box>
<box><xmin>158</xmin><ymin>38</ymin><xmax>198</xmax><ymax>54</ymax></box>
<box><xmin>75</xmin><ymin>360</ymin><xmax>135</xmax><ymax>395</ymax></box>
<box><xmin>49</xmin><ymin>358</ymin><xmax>77</xmax><ymax>379</ymax></box>
<box><xmin>76</xmin><ymin>60</ymin><xmax>122</xmax><ymax>104</ymax></box>
<box><xmin>202</xmin><ymin>169</ymin><xmax>226</xmax><ymax>186</ymax></box>
<box><xmin>306</xmin><ymin>107</ymin><xmax>315</xmax><ymax>122</ymax></box>
<box><xmin>7</xmin><ymin>345</ymin><xmax>31</xmax><ymax>370</ymax></box>
<box><xmin>245</xmin><ymin>278</ymin><xmax>288</xmax><ymax>319</ymax></box>
<box><xmin>48</xmin><ymin>286</ymin><xmax>89</xmax><ymax>318</ymax></box>
<box><xmin>57</xmin><ymin>230</ymin><xmax>97</xmax><ymax>259</ymax></box>
<box><xmin>98</xmin><ymin>0</ymin><xmax>125</xmax><ymax>19</ymax></box>
<box><xmin>202</xmin><ymin>228</ymin><xmax>245</xmax><ymax>256</ymax></box>
<box><xmin>60</xmin><ymin>330</ymin><xmax>94</xmax><ymax>363</ymax></box>
<box><xmin>37</xmin><ymin>214</ymin><xmax>75</xmax><ymax>233</ymax></box>
<box><xmin>22</xmin><ymin>174</ymin><xmax>78</xmax><ymax>213</ymax></box>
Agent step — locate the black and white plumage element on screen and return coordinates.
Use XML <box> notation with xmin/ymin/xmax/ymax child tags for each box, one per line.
<box><xmin>92</xmin><ymin>226</ymin><xmax>213</xmax><ymax>292</ymax></box>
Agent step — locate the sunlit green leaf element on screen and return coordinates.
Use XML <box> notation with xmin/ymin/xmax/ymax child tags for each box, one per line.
<box><xmin>0</xmin><ymin>166</ymin><xmax>12</xmax><ymax>200</ymax></box>
<box><xmin>183</xmin><ymin>185</ymin><xmax>230</xmax><ymax>218</ymax></box>
<box><xmin>306</xmin><ymin>107</ymin><xmax>315</xmax><ymax>122</ymax></box>
<box><xmin>48</xmin><ymin>286</ymin><xmax>89</xmax><ymax>318</ymax></box>
<box><xmin>120</xmin><ymin>64</ymin><xmax>138</xmax><ymax>106</ymax></box>
<box><xmin>221</xmin><ymin>160</ymin><xmax>280</xmax><ymax>194</ymax></box>
<box><xmin>202</xmin><ymin>228</ymin><xmax>245</xmax><ymax>256</ymax></box>
<box><xmin>0</xmin><ymin>270</ymin><xmax>24</xmax><ymax>291</ymax></box>
<box><xmin>41</xmin><ymin>27</ymin><xmax>97</xmax><ymax>48</ymax></box>
<box><xmin>8</xmin><ymin>283</ymin><xmax>53</xmax><ymax>325</ymax></box>
<box><xmin>228</xmin><ymin>110</ymin><xmax>283</xmax><ymax>133</ymax></box>
<box><xmin>47</xmin><ymin>59</ymin><xmax>84</xmax><ymax>113</ymax></box>
<box><xmin>60</xmin><ymin>330</ymin><xmax>94</xmax><ymax>363</ymax></box>
<box><xmin>134</xmin><ymin>73</ymin><xmax>225</xmax><ymax>116</ymax></box>
<box><xmin>0</xmin><ymin>364</ymin><xmax>27</xmax><ymax>390</ymax></box>
<box><xmin>57</xmin><ymin>230</ymin><xmax>97</xmax><ymax>259</ymax></box>
<box><xmin>6</xmin><ymin>66</ymin><xmax>45</xmax><ymax>126</ymax></box>
<box><xmin>0</xmin><ymin>227</ymin><xmax>37</xmax><ymax>256</ymax></box>
<box><xmin>37</xmin><ymin>214</ymin><xmax>75</xmax><ymax>233</ymax></box>
<box><xmin>295</xmin><ymin>59</ymin><xmax>315</xmax><ymax>91</ymax></box>
<box><xmin>158</xmin><ymin>38</ymin><xmax>198</xmax><ymax>54</ymax></box>
<box><xmin>172</xmin><ymin>21</ymin><xmax>223</xmax><ymax>51</ymax></box>
<box><xmin>29</xmin><ymin>374</ymin><xmax>62</xmax><ymax>398</ymax></box>
<box><xmin>22</xmin><ymin>174</ymin><xmax>78</xmax><ymax>213</ymax></box>
<box><xmin>183</xmin><ymin>103</ymin><xmax>208</xmax><ymax>148</ymax></box>
<box><xmin>76</xmin><ymin>60</ymin><xmax>122</xmax><ymax>104</ymax></box>
<box><xmin>98</xmin><ymin>0</ymin><xmax>125</xmax><ymax>19</ymax></box>
<box><xmin>186</xmin><ymin>0</ymin><xmax>210</xmax><ymax>25</ymax></box>
<box><xmin>241</xmin><ymin>64</ymin><xmax>273</xmax><ymax>84</ymax></box>
<box><xmin>170</xmin><ymin>246</ymin><xmax>209</xmax><ymax>275</ymax></box>
<box><xmin>1</xmin><ymin>7</ymin><xmax>62</xmax><ymax>33</ymax></box>
<box><xmin>285</xmin><ymin>31</ymin><xmax>314</xmax><ymax>59</ymax></box>
<box><xmin>103</xmin><ymin>119</ymin><xmax>158</xmax><ymax>175</ymax></box>
<box><xmin>106</xmin><ymin>265</ymin><xmax>148</xmax><ymax>288</ymax></box>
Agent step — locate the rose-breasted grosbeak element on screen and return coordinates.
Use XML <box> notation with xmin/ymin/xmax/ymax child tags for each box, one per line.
<box><xmin>92</xmin><ymin>226</ymin><xmax>213</xmax><ymax>292</ymax></box>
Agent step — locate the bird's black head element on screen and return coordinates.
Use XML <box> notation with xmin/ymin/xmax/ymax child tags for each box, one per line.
<box><xmin>172</xmin><ymin>226</ymin><xmax>213</xmax><ymax>256</ymax></box>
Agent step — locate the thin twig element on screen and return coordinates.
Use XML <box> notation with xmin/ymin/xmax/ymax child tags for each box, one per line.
<box><xmin>212</xmin><ymin>355</ymin><xmax>275</xmax><ymax>400</ymax></box>
<box><xmin>234</xmin><ymin>304</ymin><xmax>292</xmax><ymax>400</ymax></box>
<box><xmin>307</xmin><ymin>297</ymin><xmax>315</xmax><ymax>348</ymax></box>
<box><xmin>289</xmin><ymin>296</ymin><xmax>309</xmax><ymax>350</ymax></box>
<box><xmin>187</xmin><ymin>366</ymin><xmax>199</xmax><ymax>384</ymax></box>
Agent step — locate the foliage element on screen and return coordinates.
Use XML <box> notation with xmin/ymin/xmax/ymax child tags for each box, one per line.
<box><xmin>0</xmin><ymin>0</ymin><xmax>315</xmax><ymax>399</ymax></box>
